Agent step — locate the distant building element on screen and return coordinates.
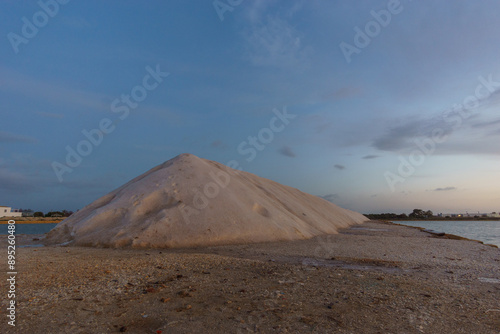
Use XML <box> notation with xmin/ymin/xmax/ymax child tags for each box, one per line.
<box><xmin>488</xmin><ymin>212</ymin><xmax>500</xmax><ymax>218</ymax></box>
<box><xmin>0</xmin><ymin>206</ymin><xmax>23</xmax><ymax>218</ymax></box>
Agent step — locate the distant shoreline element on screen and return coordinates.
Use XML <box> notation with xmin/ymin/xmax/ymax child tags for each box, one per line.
<box><xmin>382</xmin><ymin>220</ymin><xmax>498</xmax><ymax>248</ymax></box>
<box><xmin>0</xmin><ymin>219</ymin><xmax>63</xmax><ymax>224</ymax></box>
<box><xmin>389</xmin><ymin>218</ymin><xmax>500</xmax><ymax>221</ymax></box>
<box><xmin>366</xmin><ymin>217</ymin><xmax>500</xmax><ymax>221</ymax></box>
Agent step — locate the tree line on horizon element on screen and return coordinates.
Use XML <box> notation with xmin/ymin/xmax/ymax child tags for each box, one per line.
<box><xmin>16</xmin><ymin>209</ymin><xmax>74</xmax><ymax>218</ymax></box>
<box><xmin>365</xmin><ymin>209</ymin><xmax>499</xmax><ymax>220</ymax></box>
<box><xmin>365</xmin><ymin>209</ymin><xmax>434</xmax><ymax>220</ymax></box>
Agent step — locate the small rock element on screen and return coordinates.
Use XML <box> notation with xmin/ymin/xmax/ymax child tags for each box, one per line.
<box><xmin>177</xmin><ymin>290</ymin><xmax>191</xmax><ymax>297</ymax></box>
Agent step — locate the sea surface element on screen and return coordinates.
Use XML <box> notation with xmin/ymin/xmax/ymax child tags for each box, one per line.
<box><xmin>0</xmin><ymin>223</ymin><xmax>58</xmax><ymax>235</ymax></box>
<box><xmin>396</xmin><ymin>220</ymin><xmax>500</xmax><ymax>247</ymax></box>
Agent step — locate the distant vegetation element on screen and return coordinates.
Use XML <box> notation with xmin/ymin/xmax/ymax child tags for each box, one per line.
<box><xmin>364</xmin><ymin>213</ymin><xmax>408</xmax><ymax>220</ymax></box>
<box><xmin>44</xmin><ymin>210</ymin><xmax>74</xmax><ymax>218</ymax></box>
<box><xmin>11</xmin><ymin>209</ymin><xmax>74</xmax><ymax>218</ymax></box>
<box><xmin>365</xmin><ymin>209</ymin><xmax>500</xmax><ymax>221</ymax></box>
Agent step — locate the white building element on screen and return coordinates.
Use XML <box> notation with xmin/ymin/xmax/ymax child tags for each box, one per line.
<box><xmin>488</xmin><ymin>212</ymin><xmax>500</xmax><ymax>218</ymax></box>
<box><xmin>0</xmin><ymin>206</ymin><xmax>23</xmax><ymax>218</ymax></box>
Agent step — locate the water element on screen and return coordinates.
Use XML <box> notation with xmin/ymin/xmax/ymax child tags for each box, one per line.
<box><xmin>0</xmin><ymin>223</ymin><xmax>58</xmax><ymax>235</ymax></box>
<box><xmin>395</xmin><ymin>220</ymin><xmax>500</xmax><ymax>247</ymax></box>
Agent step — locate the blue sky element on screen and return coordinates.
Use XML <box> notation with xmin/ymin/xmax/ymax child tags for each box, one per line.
<box><xmin>1</xmin><ymin>0</ymin><xmax>499</xmax><ymax>214</ymax></box>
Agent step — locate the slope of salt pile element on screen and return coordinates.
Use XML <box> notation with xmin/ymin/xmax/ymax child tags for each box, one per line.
<box><xmin>45</xmin><ymin>153</ymin><xmax>367</xmax><ymax>248</ymax></box>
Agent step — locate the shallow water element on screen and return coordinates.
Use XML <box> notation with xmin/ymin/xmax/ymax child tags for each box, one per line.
<box><xmin>0</xmin><ymin>223</ymin><xmax>58</xmax><ymax>235</ymax></box>
<box><xmin>396</xmin><ymin>220</ymin><xmax>500</xmax><ymax>247</ymax></box>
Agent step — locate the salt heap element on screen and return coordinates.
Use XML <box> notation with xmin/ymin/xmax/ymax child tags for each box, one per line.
<box><xmin>46</xmin><ymin>153</ymin><xmax>367</xmax><ymax>248</ymax></box>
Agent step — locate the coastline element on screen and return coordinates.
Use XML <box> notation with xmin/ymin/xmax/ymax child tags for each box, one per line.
<box><xmin>379</xmin><ymin>217</ymin><xmax>500</xmax><ymax>221</ymax></box>
<box><xmin>386</xmin><ymin>220</ymin><xmax>499</xmax><ymax>248</ymax></box>
<box><xmin>1</xmin><ymin>220</ymin><xmax>499</xmax><ymax>333</ymax></box>
<box><xmin>0</xmin><ymin>219</ymin><xmax>62</xmax><ymax>224</ymax></box>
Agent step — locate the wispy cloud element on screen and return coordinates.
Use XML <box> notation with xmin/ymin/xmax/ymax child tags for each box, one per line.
<box><xmin>434</xmin><ymin>187</ymin><xmax>456</xmax><ymax>191</ymax></box>
<box><xmin>371</xmin><ymin>112</ymin><xmax>500</xmax><ymax>156</ymax></box>
<box><xmin>371</xmin><ymin>80</ymin><xmax>500</xmax><ymax>155</ymax></box>
<box><xmin>0</xmin><ymin>131</ymin><xmax>37</xmax><ymax>144</ymax></box>
<box><xmin>489</xmin><ymin>128</ymin><xmax>500</xmax><ymax>136</ymax></box>
<box><xmin>0</xmin><ymin>67</ymin><xmax>109</xmax><ymax>112</ymax></box>
<box><xmin>362</xmin><ymin>155</ymin><xmax>379</xmax><ymax>159</ymax></box>
<box><xmin>211</xmin><ymin>140</ymin><xmax>225</xmax><ymax>148</ymax></box>
<box><xmin>36</xmin><ymin>111</ymin><xmax>65</xmax><ymax>119</ymax></box>
<box><xmin>242</xmin><ymin>4</ymin><xmax>310</xmax><ymax>68</ymax></box>
<box><xmin>319</xmin><ymin>193</ymin><xmax>340</xmax><ymax>202</ymax></box>
<box><xmin>334</xmin><ymin>164</ymin><xmax>345</xmax><ymax>170</ymax></box>
<box><xmin>323</xmin><ymin>86</ymin><xmax>361</xmax><ymax>100</ymax></box>
<box><xmin>471</xmin><ymin>118</ymin><xmax>500</xmax><ymax>128</ymax></box>
<box><xmin>278</xmin><ymin>146</ymin><xmax>296</xmax><ymax>157</ymax></box>
<box><xmin>371</xmin><ymin>117</ymin><xmax>433</xmax><ymax>151</ymax></box>
<box><xmin>0</xmin><ymin>168</ymin><xmax>37</xmax><ymax>191</ymax></box>
<box><xmin>0</xmin><ymin>67</ymin><xmax>178</xmax><ymax>122</ymax></box>
<box><xmin>0</xmin><ymin>155</ymin><xmax>117</xmax><ymax>196</ymax></box>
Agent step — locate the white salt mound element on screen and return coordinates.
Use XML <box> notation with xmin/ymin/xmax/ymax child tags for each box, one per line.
<box><xmin>46</xmin><ymin>153</ymin><xmax>367</xmax><ymax>248</ymax></box>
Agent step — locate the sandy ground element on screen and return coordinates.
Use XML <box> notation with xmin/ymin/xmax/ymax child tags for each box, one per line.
<box><xmin>1</xmin><ymin>221</ymin><xmax>499</xmax><ymax>333</ymax></box>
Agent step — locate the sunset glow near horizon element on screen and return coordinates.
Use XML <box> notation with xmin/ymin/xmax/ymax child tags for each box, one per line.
<box><xmin>1</xmin><ymin>0</ymin><xmax>499</xmax><ymax>214</ymax></box>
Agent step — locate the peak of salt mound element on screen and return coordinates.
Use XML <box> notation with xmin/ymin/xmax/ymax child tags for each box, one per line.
<box><xmin>46</xmin><ymin>153</ymin><xmax>367</xmax><ymax>248</ymax></box>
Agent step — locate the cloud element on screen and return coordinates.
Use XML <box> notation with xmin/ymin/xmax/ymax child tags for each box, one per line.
<box><xmin>211</xmin><ymin>140</ymin><xmax>225</xmax><ymax>148</ymax></box>
<box><xmin>36</xmin><ymin>111</ymin><xmax>64</xmax><ymax>119</ymax></box>
<box><xmin>278</xmin><ymin>146</ymin><xmax>296</xmax><ymax>157</ymax></box>
<box><xmin>243</xmin><ymin>12</ymin><xmax>310</xmax><ymax>68</ymax></box>
<box><xmin>370</xmin><ymin>111</ymin><xmax>500</xmax><ymax>155</ymax></box>
<box><xmin>323</xmin><ymin>86</ymin><xmax>361</xmax><ymax>100</ymax></box>
<box><xmin>334</xmin><ymin>164</ymin><xmax>345</xmax><ymax>170</ymax></box>
<box><xmin>0</xmin><ymin>66</ymin><xmax>109</xmax><ymax>112</ymax></box>
<box><xmin>0</xmin><ymin>67</ymin><xmax>179</xmax><ymax>122</ymax></box>
<box><xmin>489</xmin><ymin>129</ymin><xmax>500</xmax><ymax>136</ymax></box>
<box><xmin>371</xmin><ymin>82</ymin><xmax>500</xmax><ymax>155</ymax></box>
<box><xmin>0</xmin><ymin>168</ymin><xmax>37</xmax><ymax>192</ymax></box>
<box><xmin>434</xmin><ymin>187</ymin><xmax>456</xmax><ymax>191</ymax></box>
<box><xmin>319</xmin><ymin>194</ymin><xmax>340</xmax><ymax>202</ymax></box>
<box><xmin>0</xmin><ymin>131</ymin><xmax>37</xmax><ymax>144</ymax></box>
<box><xmin>371</xmin><ymin>118</ymin><xmax>429</xmax><ymax>151</ymax></box>
<box><xmin>362</xmin><ymin>155</ymin><xmax>379</xmax><ymax>159</ymax></box>
<box><xmin>471</xmin><ymin>118</ymin><xmax>500</xmax><ymax>128</ymax></box>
